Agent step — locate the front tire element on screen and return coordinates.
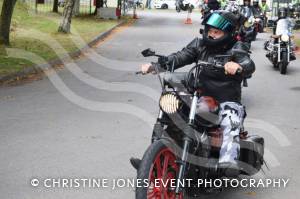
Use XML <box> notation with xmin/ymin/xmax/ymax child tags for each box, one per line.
<box><xmin>161</xmin><ymin>4</ymin><xmax>168</xmax><ymax>9</ymax></box>
<box><xmin>136</xmin><ymin>139</ymin><xmax>183</xmax><ymax>199</ymax></box>
<box><xmin>279</xmin><ymin>52</ymin><xmax>288</xmax><ymax>74</ymax></box>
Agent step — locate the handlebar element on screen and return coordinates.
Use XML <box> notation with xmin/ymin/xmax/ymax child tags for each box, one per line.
<box><xmin>196</xmin><ymin>61</ymin><xmax>242</xmax><ymax>74</ymax></box>
<box><xmin>136</xmin><ymin>61</ymin><xmax>242</xmax><ymax>75</ymax></box>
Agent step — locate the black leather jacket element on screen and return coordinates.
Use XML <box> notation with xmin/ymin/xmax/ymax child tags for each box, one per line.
<box><xmin>165</xmin><ymin>38</ymin><xmax>255</xmax><ymax>103</ymax></box>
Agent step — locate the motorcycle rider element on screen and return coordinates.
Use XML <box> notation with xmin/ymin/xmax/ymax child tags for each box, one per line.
<box><xmin>273</xmin><ymin>7</ymin><xmax>291</xmax><ymax>34</ymax></box>
<box><xmin>240</xmin><ymin>0</ymin><xmax>254</xmax><ymax>18</ymax></box>
<box><xmin>218</xmin><ymin>0</ymin><xmax>228</xmax><ymax>9</ymax></box>
<box><xmin>252</xmin><ymin>0</ymin><xmax>262</xmax><ymax>16</ymax></box>
<box><xmin>260</xmin><ymin>0</ymin><xmax>269</xmax><ymax>14</ymax></box>
<box><xmin>252</xmin><ymin>0</ymin><xmax>265</xmax><ymax>32</ymax></box>
<box><xmin>132</xmin><ymin>10</ymin><xmax>255</xmax><ymax>176</ymax></box>
<box><xmin>201</xmin><ymin>0</ymin><xmax>221</xmax><ymax>18</ymax></box>
<box><xmin>260</xmin><ymin>0</ymin><xmax>270</xmax><ymax>27</ymax></box>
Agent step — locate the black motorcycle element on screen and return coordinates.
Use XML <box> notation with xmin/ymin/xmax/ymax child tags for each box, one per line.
<box><xmin>133</xmin><ymin>48</ymin><xmax>265</xmax><ymax>198</ymax></box>
<box><xmin>240</xmin><ymin>6</ymin><xmax>258</xmax><ymax>42</ymax></box>
<box><xmin>176</xmin><ymin>0</ymin><xmax>193</xmax><ymax>13</ymax></box>
<box><xmin>254</xmin><ymin>13</ymin><xmax>265</xmax><ymax>33</ymax></box>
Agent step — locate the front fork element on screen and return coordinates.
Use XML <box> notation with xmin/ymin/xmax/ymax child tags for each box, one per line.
<box><xmin>175</xmin><ymin>92</ymin><xmax>199</xmax><ymax>194</ymax></box>
<box><xmin>277</xmin><ymin>38</ymin><xmax>281</xmax><ymax>62</ymax></box>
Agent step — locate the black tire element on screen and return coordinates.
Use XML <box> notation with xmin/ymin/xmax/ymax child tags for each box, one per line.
<box><xmin>161</xmin><ymin>4</ymin><xmax>168</xmax><ymax>9</ymax></box>
<box><xmin>136</xmin><ymin>139</ymin><xmax>183</xmax><ymax>199</ymax></box>
<box><xmin>252</xmin><ymin>31</ymin><xmax>257</xmax><ymax>41</ymax></box>
<box><xmin>279</xmin><ymin>52</ymin><xmax>288</xmax><ymax>74</ymax></box>
<box><xmin>138</xmin><ymin>2</ymin><xmax>144</xmax><ymax>10</ymax></box>
<box><xmin>273</xmin><ymin>62</ymin><xmax>279</xmax><ymax>69</ymax></box>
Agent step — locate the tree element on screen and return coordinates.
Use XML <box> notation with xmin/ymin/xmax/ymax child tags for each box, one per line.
<box><xmin>58</xmin><ymin>0</ymin><xmax>76</xmax><ymax>33</ymax></box>
<box><xmin>53</xmin><ymin>0</ymin><xmax>59</xmax><ymax>13</ymax></box>
<box><xmin>0</xmin><ymin>0</ymin><xmax>18</xmax><ymax>45</ymax></box>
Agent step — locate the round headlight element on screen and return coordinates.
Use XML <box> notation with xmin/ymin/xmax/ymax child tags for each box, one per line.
<box><xmin>159</xmin><ymin>93</ymin><xmax>180</xmax><ymax>114</ymax></box>
<box><xmin>244</xmin><ymin>21</ymin><xmax>251</xmax><ymax>28</ymax></box>
<box><xmin>281</xmin><ymin>34</ymin><xmax>289</xmax><ymax>42</ymax></box>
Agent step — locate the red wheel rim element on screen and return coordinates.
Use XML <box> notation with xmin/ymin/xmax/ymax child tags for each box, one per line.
<box><xmin>147</xmin><ymin>148</ymin><xmax>183</xmax><ymax>199</ymax></box>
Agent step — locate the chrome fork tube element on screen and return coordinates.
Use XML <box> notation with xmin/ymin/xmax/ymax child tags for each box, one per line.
<box><xmin>175</xmin><ymin>137</ymin><xmax>192</xmax><ymax>194</ymax></box>
<box><xmin>189</xmin><ymin>92</ymin><xmax>199</xmax><ymax>123</ymax></box>
<box><xmin>158</xmin><ymin>109</ymin><xmax>163</xmax><ymax>119</ymax></box>
<box><xmin>278</xmin><ymin>39</ymin><xmax>281</xmax><ymax>62</ymax></box>
<box><xmin>175</xmin><ymin>92</ymin><xmax>198</xmax><ymax>194</ymax></box>
<box><xmin>287</xmin><ymin>41</ymin><xmax>290</xmax><ymax>62</ymax></box>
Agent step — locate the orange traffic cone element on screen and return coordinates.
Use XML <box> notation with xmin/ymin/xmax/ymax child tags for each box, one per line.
<box><xmin>133</xmin><ymin>5</ymin><xmax>138</xmax><ymax>19</ymax></box>
<box><xmin>185</xmin><ymin>11</ymin><xmax>192</xmax><ymax>24</ymax></box>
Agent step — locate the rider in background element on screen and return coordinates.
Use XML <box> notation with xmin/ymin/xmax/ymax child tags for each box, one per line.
<box><xmin>260</xmin><ymin>0</ymin><xmax>270</xmax><ymax>27</ymax></box>
<box><xmin>240</xmin><ymin>0</ymin><xmax>254</xmax><ymax>19</ymax></box>
<box><xmin>140</xmin><ymin>11</ymin><xmax>255</xmax><ymax>176</ymax></box>
<box><xmin>252</xmin><ymin>0</ymin><xmax>262</xmax><ymax>16</ymax></box>
<box><xmin>218</xmin><ymin>0</ymin><xmax>228</xmax><ymax>9</ymax></box>
<box><xmin>260</xmin><ymin>0</ymin><xmax>270</xmax><ymax>14</ymax></box>
<box><xmin>201</xmin><ymin>0</ymin><xmax>221</xmax><ymax>18</ymax></box>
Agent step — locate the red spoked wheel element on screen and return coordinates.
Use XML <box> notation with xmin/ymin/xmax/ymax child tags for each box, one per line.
<box><xmin>136</xmin><ymin>140</ymin><xmax>184</xmax><ymax>199</ymax></box>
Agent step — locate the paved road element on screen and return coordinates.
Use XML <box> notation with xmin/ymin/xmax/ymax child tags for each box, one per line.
<box><xmin>1</xmin><ymin>10</ymin><xmax>300</xmax><ymax>199</ymax></box>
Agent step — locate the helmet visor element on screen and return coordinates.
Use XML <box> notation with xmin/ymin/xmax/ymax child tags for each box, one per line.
<box><xmin>206</xmin><ymin>13</ymin><xmax>234</xmax><ymax>32</ymax></box>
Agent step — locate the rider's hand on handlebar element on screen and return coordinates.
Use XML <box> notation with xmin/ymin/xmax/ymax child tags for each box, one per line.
<box><xmin>141</xmin><ymin>63</ymin><xmax>155</xmax><ymax>74</ymax></box>
<box><xmin>224</xmin><ymin>61</ymin><xmax>242</xmax><ymax>75</ymax></box>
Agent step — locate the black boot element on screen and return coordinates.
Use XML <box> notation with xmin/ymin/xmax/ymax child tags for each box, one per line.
<box><xmin>290</xmin><ymin>53</ymin><xmax>296</xmax><ymax>61</ymax></box>
<box><xmin>266</xmin><ymin>53</ymin><xmax>271</xmax><ymax>58</ymax></box>
<box><xmin>130</xmin><ymin>157</ymin><xmax>141</xmax><ymax>170</ymax></box>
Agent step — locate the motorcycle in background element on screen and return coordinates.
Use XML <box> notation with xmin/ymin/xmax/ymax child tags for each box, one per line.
<box><xmin>240</xmin><ymin>6</ymin><xmax>258</xmax><ymax>42</ymax></box>
<box><xmin>264</xmin><ymin>17</ymin><xmax>297</xmax><ymax>74</ymax></box>
<box><xmin>176</xmin><ymin>0</ymin><xmax>196</xmax><ymax>13</ymax></box>
<box><xmin>254</xmin><ymin>13</ymin><xmax>265</xmax><ymax>33</ymax></box>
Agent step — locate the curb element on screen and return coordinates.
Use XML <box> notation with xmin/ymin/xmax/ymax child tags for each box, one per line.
<box><xmin>0</xmin><ymin>20</ymin><xmax>127</xmax><ymax>84</ymax></box>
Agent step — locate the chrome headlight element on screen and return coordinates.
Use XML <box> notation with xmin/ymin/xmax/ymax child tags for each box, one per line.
<box><xmin>244</xmin><ymin>20</ymin><xmax>251</xmax><ymax>28</ymax></box>
<box><xmin>159</xmin><ymin>93</ymin><xmax>181</xmax><ymax>114</ymax></box>
<box><xmin>245</xmin><ymin>18</ymin><xmax>254</xmax><ymax>27</ymax></box>
<box><xmin>281</xmin><ymin>34</ymin><xmax>289</xmax><ymax>42</ymax></box>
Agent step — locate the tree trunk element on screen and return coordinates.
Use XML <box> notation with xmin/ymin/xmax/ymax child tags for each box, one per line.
<box><xmin>53</xmin><ymin>0</ymin><xmax>59</xmax><ymax>13</ymax></box>
<box><xmin>0</xmin><ymin>0</ymin><xmax>17</xmax><ymax>45</ymax></box>
<box><xmin>58</xmin><ymin>0</ymin><xmax>76</xmax><ymax>33</ymax></box>
<box><xmin>73</xmin><ymin>0</ymin><xmax>80</xmax><ymax>16</ymax></box>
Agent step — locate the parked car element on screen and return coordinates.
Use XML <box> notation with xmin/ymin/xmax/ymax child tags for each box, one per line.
<box><xmin>154</xmin><ymin>0</ymin><xmax>176</xmax><ymax>9</ymax></box>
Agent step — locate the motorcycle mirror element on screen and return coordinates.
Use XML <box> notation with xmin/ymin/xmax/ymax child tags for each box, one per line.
<box><xmin>141</xmin><ymin>48</ymin><xmax>156</xmax><ymax>57</ymax></box>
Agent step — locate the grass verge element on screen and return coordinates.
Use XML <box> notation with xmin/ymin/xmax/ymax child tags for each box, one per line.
<box><xmin>0</xmin><ymin>0</ymin><xmax>132</xmax><ymax>77</ymax></box>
